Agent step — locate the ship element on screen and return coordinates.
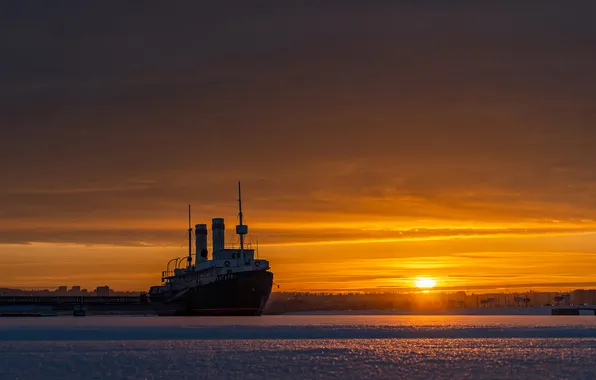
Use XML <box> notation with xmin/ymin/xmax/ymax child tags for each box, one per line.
<box><xmin>146</xmin><ymin>182</ymin><xmax>274</xmax><ymax>316</ymax></box>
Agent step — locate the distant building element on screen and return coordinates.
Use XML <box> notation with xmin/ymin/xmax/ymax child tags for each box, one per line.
<box><xmin>70</xmin><ymin>286</ymin><xmax>81</xmax><ymax>292</ymax></box>
<box><xmin>571</xmin><ymin>289</ymin><xmax>596</xmax><ymax>305</ymax></box>
<box><xmin>95</xmin><ymin>286</ymin><xmax>110</xmax><ymax>297</ymax></box>
<box><xmin>57</xmin><ymin>286</ymin><xmax>67</xmax><ymax>293</ymax></box>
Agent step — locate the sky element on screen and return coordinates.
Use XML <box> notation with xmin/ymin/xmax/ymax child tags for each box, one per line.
<box><xmin>1</xmin><ymin>2</ymin><xmax>596</xmax><ymax>293</ymax></box>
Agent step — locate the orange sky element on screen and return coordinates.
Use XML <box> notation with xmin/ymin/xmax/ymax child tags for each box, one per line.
<box><xmin>2</xmin><ymin>211</ymin><xmax>596</xmax><ymax>292</ymax></box>
<box><xmin>1</xmin><ymin>3</ymin><xmax>596</xmax><ymax>292</ymax></box>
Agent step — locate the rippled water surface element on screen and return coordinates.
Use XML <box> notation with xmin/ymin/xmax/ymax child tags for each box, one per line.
<box><xmin>1</xmin><ymin>315</ymin><xmax>596</xmax><ymax>379</ymax></box>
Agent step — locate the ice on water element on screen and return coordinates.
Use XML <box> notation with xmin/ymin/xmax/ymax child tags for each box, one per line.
<box><xmin>1</xmin><ymin>315</ymin><xmax>596</xmax><ymax>379</ymax></box>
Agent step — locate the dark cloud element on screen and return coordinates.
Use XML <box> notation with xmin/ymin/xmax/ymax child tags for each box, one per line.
<box><xmin>1</xmin><ymin>1</ymin><xmax>596</xmax><ymax>245</ymax></box>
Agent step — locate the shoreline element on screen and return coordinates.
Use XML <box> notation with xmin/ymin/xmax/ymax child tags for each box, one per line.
<box><xmin>278</xmin><ymin>306</ymin><xmax>596</xmax><ymax>316</ymax></box>
<box><xmin>2</xmin><ymin>305</ymin><xmax>593</xmax><ymax>317</ymax></box>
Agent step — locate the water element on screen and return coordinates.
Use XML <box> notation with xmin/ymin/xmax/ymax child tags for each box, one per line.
<box><xmin>1</xmin><ymin>315</ymin><xmax>595</xmax><ymax>379</ymax></box>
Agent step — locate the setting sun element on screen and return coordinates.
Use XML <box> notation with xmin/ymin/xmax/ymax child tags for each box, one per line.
<box><xmin>414</xmin><ymin>277</ymin><xmax>437</xmax><ymax>289</ymax></box>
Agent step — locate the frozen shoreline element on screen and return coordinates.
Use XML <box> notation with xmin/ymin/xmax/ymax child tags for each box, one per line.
<box><xmin>3</xmin><ymin>305</ymin><xmax>592</xmax><ymax>317</ymax></box>
<box><xmin>283</xmin><ymin>307</ymin><xmax>576</xmax><ymax>316</ymax></box>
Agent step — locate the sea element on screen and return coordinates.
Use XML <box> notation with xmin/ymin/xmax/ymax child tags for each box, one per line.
<box><xmin>1</xmin><ymin>314</ymin><xmax>596</xmax><ymax>379</ymax></box>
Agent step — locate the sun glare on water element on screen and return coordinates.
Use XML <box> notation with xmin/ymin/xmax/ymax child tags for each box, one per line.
<box><xmin>414</xmin><ymin>277</ymin><xmax>437</xmax><ymax>289</ymax></box>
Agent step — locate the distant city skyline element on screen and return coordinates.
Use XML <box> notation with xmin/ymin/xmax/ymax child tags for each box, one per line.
<box><xmin>0</xmin><ymin>285</ymin><xmax>137</xmax><ymax>297</ymax></box>
<box><xmin>8</xmin><ymin>286</ymin><xmax>596</xmax><ymax>311</ymax></box>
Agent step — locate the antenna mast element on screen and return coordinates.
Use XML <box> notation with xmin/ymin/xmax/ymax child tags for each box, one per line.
<box><xmin>238</xmin><ymin>182</ymin><xmax>244</xmax><ymax>257</ymax></box>
<box><xmin>187</xmin><ymin>204</ymin><xmax>192</xmax><ymax>268</ymax></box>
<box><xmin>235</xmin><ymin>180</ymin><xmax>251</xmax><ymax>264</ymax></box>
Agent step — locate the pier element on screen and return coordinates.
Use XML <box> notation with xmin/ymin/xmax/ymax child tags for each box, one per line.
<box><xmin>0</xmin><ymin>295</ymin><xmax>145</xmax><ymax>306</ymax></box>
<box><xmin>551</xmin><ymin>306</ymin><xmax>596</xmax><ymax>315</ymax></box>
<box><xmin>0</xmin><ymin>295</ymin><xmax>150</xmax><ymax>316</ymax></box>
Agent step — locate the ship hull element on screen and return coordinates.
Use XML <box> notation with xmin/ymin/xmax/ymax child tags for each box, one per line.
<box><xmin>149</xmin><ymin>270</ymin><xmax>273</xmax><ymax>316</ymax></box>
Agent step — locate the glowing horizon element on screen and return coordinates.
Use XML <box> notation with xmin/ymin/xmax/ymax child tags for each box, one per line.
<box><xmin>2</xmin><ymin>229</ymin><xmax>596</xmax><ymax>293</ymax></box>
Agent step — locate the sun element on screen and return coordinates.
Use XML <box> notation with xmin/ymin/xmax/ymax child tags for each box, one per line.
<box><xmin>414</xmin><ymin>277</ymin><xmax>437</xmax><ymax>289</ymax></box>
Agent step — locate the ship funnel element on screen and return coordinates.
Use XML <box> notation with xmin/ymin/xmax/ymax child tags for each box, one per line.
<box><xmin>195</xmin><ymin>224</ymin><xmax>208</xmax><ymax>260</ymax></box>
<box><xmin>212</xmin><ymin>218</ymin><xmax>225</xmax><ymax>253</ymax></box>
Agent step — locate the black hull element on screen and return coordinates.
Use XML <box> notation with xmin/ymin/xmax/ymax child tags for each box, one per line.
<box><xmin>149</xmin><ymin>270</ymin><xmax>273</xmax><ymax>316</ymax></box>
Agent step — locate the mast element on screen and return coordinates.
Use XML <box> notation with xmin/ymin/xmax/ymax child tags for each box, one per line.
<box><xmin>187</xmin><ymin>204</ymin><xmax>192</xmax><ymax>268</ymax></box>
<box><xmin>235</xmin><ymin>181</ymin><xmax>248</xmax><ymax>263</ymax></box>
<box><xmin>238</xmin><ymin>181</ymin><xmax>244</xmax><ymax>260</ymax></box>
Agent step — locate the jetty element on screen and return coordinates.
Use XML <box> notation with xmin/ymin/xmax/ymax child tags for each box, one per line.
<box><xmin>0</xmin><ymin>295</ymin><xmax>145</xmax><ymax>306</ymax></box>
<box><xmin>551</xmin><ymin>306</ymin><xmax>596</xmax><ymax>315</ymax></box>
<box><xmin>0</xmin><ymin>295</ymin><xmax>150</xmax><ymax>316</ymax></box>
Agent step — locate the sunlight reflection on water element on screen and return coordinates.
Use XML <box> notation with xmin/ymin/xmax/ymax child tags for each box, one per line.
<box><xmin>1</xmin><ymin>316</ymin><xmax>595</xmax><ymax>379</ymax></box>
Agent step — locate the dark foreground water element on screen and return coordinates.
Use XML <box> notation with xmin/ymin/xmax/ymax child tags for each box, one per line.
<box><xmin>1</xmin><ymin>315</ymin><xmax>595</xmax><ymax>379</ymax></box>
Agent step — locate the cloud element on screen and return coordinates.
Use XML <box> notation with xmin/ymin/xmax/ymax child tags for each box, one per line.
<box><xmin>7</xmin><ymin>179</ymin><xmax>156</xmax><ymax>195</ymax></box>
<box><xmin>406</xmin><ymin>282</ymin><xmax>596</xmax><ymax>293</ymax></box>
<box><xmin>0</xmin><ymin>226</ymin><xmax>595</xmax><ymax>248</ymax></box>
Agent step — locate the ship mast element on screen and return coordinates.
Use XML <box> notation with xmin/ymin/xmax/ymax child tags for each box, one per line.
<box><xmin>238</xmin><ymin>181</ymin><xmax>244</xmax><ymax>260</ymax></box>
<box><xmin>187</xmin><ymin>204</ymin><xmax>192</xmax><ymax>268</ymax></box>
